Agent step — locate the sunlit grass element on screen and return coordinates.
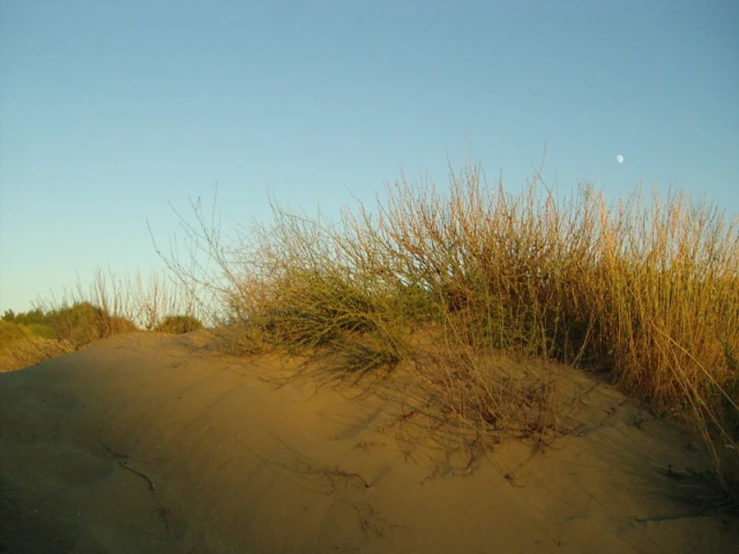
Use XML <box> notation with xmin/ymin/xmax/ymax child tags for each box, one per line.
<box><xmin>4</xmin><ymin>160</ymin><xmax>737</xmax><ymax>494</ymax></box>
<box><xmin>167</xmin><ymin>162</ymin><xmax>738</xmax><ymax>488</ymax></box>
<box><xmin>0</xmin><ymin>268</ymin><xmax>205</xmax><ymax>371</ymax></box>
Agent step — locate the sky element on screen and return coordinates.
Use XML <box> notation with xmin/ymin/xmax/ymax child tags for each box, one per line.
<box><xmin>1</xmin><ymin>0</ymin><xmax>738</xmax><ymax>314</ymax></box>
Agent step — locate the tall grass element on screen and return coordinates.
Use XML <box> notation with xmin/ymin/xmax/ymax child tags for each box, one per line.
<box><xmin>33</xmin><ymin>267</ymin><xmax>206</xmax><ymax>333</ymax></box>
<box><xmin>162</xmin><ymin>163</ymin><xmax>739</xmax><ymax>488</ymax></box>
<box><xmin>0</xmin><ymin>267</ymin><xmax>206</xmax><ymax>371</ymax></box>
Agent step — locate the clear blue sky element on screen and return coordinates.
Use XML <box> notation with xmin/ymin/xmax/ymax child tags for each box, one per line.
<box><xmin>1</xmin><ymin>0</ymin><xmax>737</xmax><ymax>314</ymax></box>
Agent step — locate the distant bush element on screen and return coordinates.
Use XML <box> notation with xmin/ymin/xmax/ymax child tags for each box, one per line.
<box><xmin>48</xmin><ymin>302</ymin><xmax>105</xmax><ymax>346</ymax></box>
<box><xmin>0</xmin><ymin>320</ymin><xmax>31</xmax><ymax>350</ymax></box>
<box><xmin>2</xmin><ymin>308</ymin><xmax>47</xmax><ymax>327</ymax></box>
<box><xmin>154</xmin><ymin>314</ymin><xmax>203</xmax><ymax>334</ymax></box>
<box><xmin>0</xmin><ymin>317</ymin><xmax>75</xmax><ymax>371</ymax></box>
<box><xmin>0</xmin><ymin>336</ymin><xmax>73</xmax><ymax>372</ymax></box>
<box><xmin>25</xmin><ymin>323</ymin><xmax>57</xmax><ymax>339</ymax></box>
<box><xmin>47</xmin><ymin>302</ymin><xmax>138</xmax><ymax>348</ymax></box>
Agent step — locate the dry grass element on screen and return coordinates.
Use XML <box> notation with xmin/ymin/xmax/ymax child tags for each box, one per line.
<box><xmin>1</xmin><ymin>267</ymin><xmax>206</xmax><ymax>371</ymax></box>
<box><xmin>33</xmin><ymin>266</ymin><xmax>207</xmax><ymax>334</ymax></box>
<box><xmin>0</xmin><ymin>161</ymin><xmax>716</xmax><ymax>495</ymax></box>
<box><xmin>161</xmin><ymin>162</ymin><xmax>739</xmax><ymax>489</ymax></box>
<box><xmin>0</xmin><ymin>336</ymin><xmax>74</xmax><ymax>372</ymax></box>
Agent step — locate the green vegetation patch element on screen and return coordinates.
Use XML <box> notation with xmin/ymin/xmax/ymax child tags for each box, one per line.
<box><xmin>154</xmin><ymin>314</ymin><xmax>204</xmax><ymax>334</ymax></box>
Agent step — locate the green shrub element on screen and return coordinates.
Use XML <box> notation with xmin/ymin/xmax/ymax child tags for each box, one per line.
<box><xmin>1</xmin><ymin>309</ymin><xmax>56</xmax><ymax>341</ymax></box>
<box><xmin>154</xmin><ymin>314</ymin><xmax>204</xmax><ymax>334</ymax></box>
<box><xmin>2</xmin><ymin>308</ymin><xmax>47</xmax><ymax>326</ymax></box>
<box><xmin>0</xmin><ymin>336</ymin><xmax>74</xmax><ymax>372</ymax></box>
<box><xmin>0</xmin><ymin>321</ymin><xmax>31</xmax><ymax>351</ymax></box>
<box><xmin>48</xmin><ymin>301</ymin><xmax>138</xmax><ymax>348</ymax></box>
<box><xmin>25</xmin><ymin>323</ymin><xmax>57</xmax><ymax>339</ymax></box>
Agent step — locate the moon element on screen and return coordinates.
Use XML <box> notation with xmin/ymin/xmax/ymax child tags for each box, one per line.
<box><xmin>616</xmin><ymin>154</ymin><xmax>625</xmax><ymax>164</ymax></box>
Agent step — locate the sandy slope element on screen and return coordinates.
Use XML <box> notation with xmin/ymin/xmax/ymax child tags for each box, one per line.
<box><xmin>1</xmin><ymin>331</ymin><xmax>736</xmax><ymax>554</ymax></box>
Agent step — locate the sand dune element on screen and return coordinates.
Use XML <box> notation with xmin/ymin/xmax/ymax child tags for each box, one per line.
<box><xmin>1</xmin><ymin>331</ymin><xmax>736</xmax><ymax>553</ymax></box>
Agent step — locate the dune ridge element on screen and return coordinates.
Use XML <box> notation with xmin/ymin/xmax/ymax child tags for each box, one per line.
<box><xmin>1</xmin><ymin>331</ymin><xmax>736</xmax><ymax>553</ymax></box>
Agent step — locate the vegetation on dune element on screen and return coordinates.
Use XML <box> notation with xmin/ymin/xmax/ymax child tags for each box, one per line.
<box><xmin>46</xmin><ymin>302</ymin><xmax>134</xmax><ymax>346</ymax></box>
<box><xmin>154</xmin><ymin>314</ymin><xmax>204</xmax><ymax>334</ymax></box>
<box><xmin>3</xmin><ymin>160</ymin><xmax>738</xmax><ymax>497</ymax></box>
<box><xmin>3</xmin><ymin>302</ymin><xmax>137</xmax><ymax>348</ymax></box>
<box><xmin>2</xmin><ymin>308</ymin><xmax>56</xmax><ymax>339</ymax></box>
<box><xmin>0</xmin><ymin>268</ymin><xmax>204</xmax><ymax>371</ymax></box>
<box><xmin>161</xmin><ymin>161</ymin><xmax>738</xmax><ymax>492</ymax></box>
<box><xmin>0</xmin><ymin>320</ymin><xmax>31</xmax><ymax>343</ymax></box>
<box><xmin>0</xmin><ymin>302</ymin><xmax>136</xmax><ymax>371</ymax></box>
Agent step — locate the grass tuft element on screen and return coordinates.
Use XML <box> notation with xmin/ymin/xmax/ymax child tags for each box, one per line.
<box><xmin>163</xmin><ymin>162</ymin><xmax>737</xmax><ymax>488</ymax></box>
<box><xmin>154</xmin><ymin>314</ymin><xmax>204</xmax><ymax>334</ymax></box>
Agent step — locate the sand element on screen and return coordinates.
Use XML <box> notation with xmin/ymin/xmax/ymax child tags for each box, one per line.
<box><xmin>1</xmin><ymin>331</ymin><xmax>736</xmax><ymax>553</ymax></box>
